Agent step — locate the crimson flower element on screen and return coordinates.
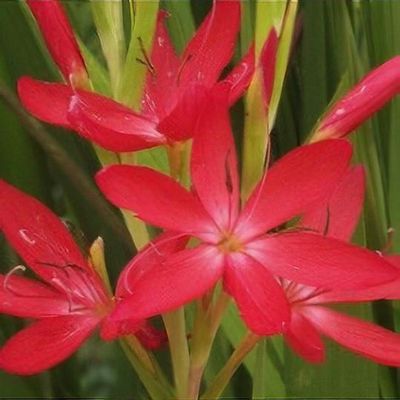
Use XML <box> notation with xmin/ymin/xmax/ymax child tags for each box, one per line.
<box><xmin>0</xmin><ymin>180</ymin><xmax>168</xmax><ymax>375</ymax></box>
<box><xmin>96</xmin><ymin>92</ymin><xmax>398</xmax><ymax>335</ymax></box>
<box><xmin>281</xmin><ymin>166</ymin><xmax>400</xmax><ymax>366</ymax></box>
<box><xmin>26</xmin><ymin>0</ymin><xmax>88</xmax><ymax>88</ymax></box>
<box><xmin>18</xmin><ymin>0</ymin><xmax>254</xmax><ymax>152</ymax></box>
<box><xmin>312</xmin><ymin>56</ymin><xmax>400</xmax><ymax>141</ymax></box>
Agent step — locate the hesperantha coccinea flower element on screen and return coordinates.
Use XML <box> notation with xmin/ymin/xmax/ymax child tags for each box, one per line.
<box><xmin>275</xmin><ymin>166</ymin><xmax>400</xmax><ymax>366</ymax></box>
<box><xmin>0</xmin><ymin>180</ymin><xmax>169</xmax><ymax>375</ymax></box>
<box><xmin>311</xmin><ymin>56</ymin><xmax>400</xmax><ymax>142</ymax></box>
<box><xmin>95</xmin><ymin>89</ymin><xmax>399</xmax><ymax>336</ymax></box>
<box><xmin>25</xmin><ymin>0</ymin><xmax>89</xmax><ymax>89</ymax></box>
<box><xmin>18</xmin><ymin>0</ymin><xmax>254</xmax><ymax>152</ymax></box>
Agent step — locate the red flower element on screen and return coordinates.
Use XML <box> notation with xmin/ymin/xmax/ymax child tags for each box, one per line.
<box><xmin>26</xmin><ymin>0</ymin><xmax>88</xmax><ymax>87</ymax></box>
<box><xmin>0</xmin><ymin>180</ymin><xmax>168</xmax><ymax>375</ymax></box>
<box><xmin>312</xmin><ymin>56</ymin><xmax>400</xmax><ymax>141</ymax></box>
<box><xmin>281</xmin><ymin>167</ymin><xmax>400</xmax><ymax>366</ymax></box>
<box><xmin>18</xmin><ymin>1</ymin><xmax>254</xmax><ymax>152</ymax></box>
<box><xmin>96</xmin><ymin>91</ymin><xmax>398</xmax><ymax>335</ymax></box>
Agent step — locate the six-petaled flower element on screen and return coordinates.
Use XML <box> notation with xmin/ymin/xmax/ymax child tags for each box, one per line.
<box><xmin>96</xmin><ymin>91</ymin><xmax>398</xmax><ymax>336</ymax></box>
<box><xmin>0</xmin><ymin>181</ymin><xmax>168</xmax><ymax>375</ymax></box>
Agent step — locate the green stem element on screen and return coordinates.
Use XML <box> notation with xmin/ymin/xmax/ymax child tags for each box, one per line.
<box><xmin>252</xmin><ymin>339</ymin><xmax>267</xmax><ymax>399</ymax></box>
<box><xmin>163</xmin><ymin>308</ymin><xmax>190</xmax><ymax>399</ymax></box>
<box><xmin>121</xmin><ymin>210</ymin><xmax>150</xmax><ymax>250</ymax></box>
<box><xmin>120</xmin><ymin>337</ymin><xmax>173</xmax><ymax>400</ymax></box>
<box><xmin>201</xmin><ymin>333</ymin><xmax>261</xmax><ymax>400</ymax></box>
<box><xmin>187</xmin><ymin>292</ymin><xmax>230</xmax><ymax>400</ymax></box>
<box><xmin>117</xmin><ymin>0</ymin><xmax>159</xmax><ymax>108</ymax></box>
<box><xmin>241</xmin><ymin>1</ymin><xmax>286</xmax><ymax>201</ymax></box>
<box><xmin>91</xmin><ymin>0</ymin><xmax>126</xmax><ymax>95</ymax></box>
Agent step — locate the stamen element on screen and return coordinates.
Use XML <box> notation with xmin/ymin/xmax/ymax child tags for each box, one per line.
<box><xmin>224</xmin><ymin>150</ymin><xmax>233</xmax><ymax>195</ymax></box>
<box><xmin>148</xmin><ymin>241</ymin><xmax>165</xmax><ymax>258</ymax></box>
<box><xmin>3</xmin><ymin>265</ymin><xmax>27</xmax><ymax>294</ymax></box>
<box><xmin>217</xmin><ymin>233</ymin><xmax>243</xmax><ymax>254</ymax></box>
<box><xmin>177</xmin><ymin>54</ymin><xmax>193</xmax><ymax>85</ymax></box>
<box><xmin>323</xmin><ymin>207</ymin><xmax>331</xmax><ymax>236</ymax></box>
<box><xmin>37</xmin><ymin>261</ymin><xmax>101</xmax><ymax>306</ymax></box>
<box><xmin>137</xmin><ymin>36</ymin><xmax>156</xmax><ymax>76</ymax></box>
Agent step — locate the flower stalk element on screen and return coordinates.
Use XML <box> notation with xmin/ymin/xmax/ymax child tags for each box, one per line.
<box><xmin>201</xmin><ymin>332</ymin><xmax>261</xmax><ymax>400</ymax></box>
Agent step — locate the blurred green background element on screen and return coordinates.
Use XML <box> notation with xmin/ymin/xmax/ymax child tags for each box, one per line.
<box><xmin>0</xmin><ymin>0</ymin><xmax>399</xmax><ymax>398</ymax></box>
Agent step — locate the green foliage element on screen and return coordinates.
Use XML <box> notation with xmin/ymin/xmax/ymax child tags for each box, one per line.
<box><xmin>0</xmin><ymin>0</ymin><xmax>400</xmax><ymax>398</ymax></box>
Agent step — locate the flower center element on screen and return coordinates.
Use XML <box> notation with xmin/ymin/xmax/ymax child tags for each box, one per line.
<box><xmin>218</xmin><ymin>233</ymin><xmax>243</xmax><ymax>253</ymax></box>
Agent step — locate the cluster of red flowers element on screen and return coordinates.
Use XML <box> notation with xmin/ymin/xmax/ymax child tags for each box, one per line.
<box><xmin>1</xmin><ymin>0</ymin><xmax>400</xmax><ymax>377</ymax></box>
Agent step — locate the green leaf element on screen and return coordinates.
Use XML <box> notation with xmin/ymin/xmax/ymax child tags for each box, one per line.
<box><xmin>117</xmin><ymin>0</ymin><xmax>160</xmax><ymax>108</ymax></box>
<box><xmin>91</xmin><ymin>0</ymin><xmax>126</xmax><ymax>95</ymax></box>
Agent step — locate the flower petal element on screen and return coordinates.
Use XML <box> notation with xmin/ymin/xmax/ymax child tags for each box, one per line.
<box><xmin>284</xmin><ymin>311</ymin><xmax>325</xmax><ymax>363</ymax></box>
<box><xmin>157</xmin><ymin>84</ymin><xmax>208</xmax><ymax>141</ymax></box>
<box><xmin>303</xmin><ymin>306</ymin><xmax>400</xmax><ymax>366</ymax></box>
<box><xmin>311</xmin><ymin>254</ymin><xmax>400</xmax><ymax>304</ymax></box>
<box><xmin>313</xmin><ymin>56</ymin><xmax>400</xmax><ymax>140</ymax></box>
<box><xmin>17</xmin><ymin>77</ymin><xmax>72</xmax><ymax>127</ymax></box>
<box><xmin>224</xmin><ymin>253</ymin><xmax>290</xmax><ymax>335</ymax></box>
<box><xmin>142</xmin><ymin>11</ymin><xmax>180</xmax><ymax>120</ymax></box>
<box><xmin>0</xmin><ymin>180</ymin><xmax>90</xmax><ymax>287</ymax></box>
<box><xmin>301</xmin><ymin>166</ymin><xmax>365</xmax><ymax>241</ymax></box>
<box><xmin>68</xmin><ymin>92</ymin><xmax>164</xmax><ymax>152</ymax></box>
<box><xmin>96</xmin><ymin>165</ymin><xmax>217</xmax><ymax>240</ymax></box>
<box><xmin>236</xmin><ymin>140</ymin><xmax>352</xmax><ymax>240</ymax></box>
<box><xmin>0</xmin><ymin>315</ymin><xmax>98</xmax><ymax>375</ymax></box>
<box><xmin>116</xmin><ymin>231</ymin><xmax>189</xmax><ymax>298</ymax></box>
<box><xmin>219</xmin><ymin>43</ymin><xmax>255</xmax><ymax>105</ymax></box>
<box><xmin>178</xmin><ymin>0</ymin><xmax>241</xmax><ymax>89</ymax></box>
<box><xmin>191</xmin><ymin>88</ymin><xmax>239</xmax><ymax>230</ymax></box>
<box><xmin>246</xmin><ymin>232</ymin><xmax>398</xmax><ymax>290</ymax></box>
<box><xmin>110</xmin><ymin>245</ymin><xmax>225</xmax><ymax>322</ymax></box>
<box><xmin>27</xmin><ymin>0</ymin><xmax>88</xmax><ymax>86</ymax></box>
<box><xmin>260</xmin><ymin>28</ymin><xmax>278</xmax><ymax>107</ymax></box>
<box><xmin>0</xmin><ymin>274</ymin><xmax>69</xmax><ymax>318</ymax></box>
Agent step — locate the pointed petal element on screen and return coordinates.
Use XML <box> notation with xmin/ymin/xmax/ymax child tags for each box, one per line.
<box><xmin>313</xmin><ymin>56</ymin><xmax>400</xmax><ymax>140</ymax></box>
<box><xmin>0</xmin><ymin>274</ymin><xmax>69</xmax><ymax>318</ymax></box>
<box><xmin>224</xmin><ymin>253</ymin><xmax>290</xmax><ymax>335</ymax></box>
<box><xmin>0</xmin><ymin>180</ymin><xmax>90</xmax><ymax>287</ymax></box>
<box><xmin>304</xmin><ymin>306</ymin><xmax>400</xmax><ymax>366</ymax></box>
<box><xmin>178</xmin><ymin>0</ymin><xmax>241</xmax><ymax>89</ymax></box>
<box><xmin>116</xmin><ymin>231</ymin><xmax>189</xmax><ymax>298</ymax></box>
<box><xmin>96</xmin><ymin>165</ymin><xmax>217</xmax><ymax>240</ymax></box>
<box><xmin>236</xmin><ymin>140</ymin><xmax>352</xmax><ymax>240</ymax></box>
<box><xmin>0</xmin><ymin>315</ymin><xmax>98</xmax><ymax>375</ymax></box>
<box><xmin>191</xmin><ymin>88</ymin><xmax>239</xmax><ymax>230</ymax></box>
<box><xmin>68</xmin><ymin>92</ymin><xmax>164</xmax><ymax>152</ymax></box>
<box><xmin>260</xmin><ymin>28</ymin><xmax>278</xmax><ymax>107</ymax></box>
<box><xmin>308</xmin><ymin>281</ymin><xmax>400</xmax><ymax>305</ymax></box>
<box><xmin>142</xmin><ymin>11</ymin><xmax>180</xmax><ymax>120</ymax></box>
<box><xmin>311</xmin><ymin>254</ymin><xmax>400</xmax><ymax>303</ymax></box>
<box><xmin>219</xmin><ymin>44</ymin><xmax>255</xmax><ymax>105</ymax></box>
<box><xmin>246</xmin><ymin>232</ymin><xmax>398</xmax><ymax>290</ymax></box>
<box><xmin>284</xmin><ymin>311</ymin><xmax>325</xmax><ymax>363</ymax></box>
<box><xmin>157</xmin><ymin>84</ymin><xmax>208</xmax><ymax>141</ymax></box>
<box><xmin>27</xmin><ymin>0</ymin><xmax>88</xmax><ymax>86</ymax></box>
<box><xmin>110</xmin><ymin>246</ymin><xmax>225</xmax><ymax>322</ymax></box>
<box><xmin>301</xmin><ymin>166</ymin><xmax>365</xmax><ymax>241</ymax></box>
<box><xmin>17</xmin><ymin>77</ymin><xmax>72</xmax><ymax>127</ymax></box>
